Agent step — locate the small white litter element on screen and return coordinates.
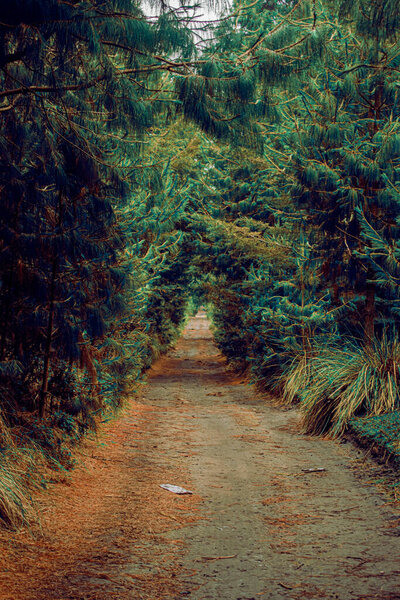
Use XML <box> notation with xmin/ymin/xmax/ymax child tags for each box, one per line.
<box><xmin>159</xmin><ymin>484</ymin><xmax>193</xmax><ymax>495</ymax></box>
<box><xmin>301</xmin><ymin>468</ymin><xmax>326</xmax><ymax>473</ymax></box>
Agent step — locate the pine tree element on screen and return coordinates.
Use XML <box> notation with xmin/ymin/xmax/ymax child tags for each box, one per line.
<box><xmin>0</xmin><ymin>0</ymin><xmax>198</xmax><ymax>420</ymax></box>
<box><xmin>282</xmin><ymin>0</ymin><xmax>400</xmax><ymax>338</ymax></box>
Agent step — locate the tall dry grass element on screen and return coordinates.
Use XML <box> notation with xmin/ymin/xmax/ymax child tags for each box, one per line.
<box><xmin>0</xmin><ymin>411</ymin><xmax>66</xmax><ymax>529</ymax></box>
<box><xmin>281</xmin><ymin>335</ymin><xmax>400</xmax><ymax>436</ymax></box>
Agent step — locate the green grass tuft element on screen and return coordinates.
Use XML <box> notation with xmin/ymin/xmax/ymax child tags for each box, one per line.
<box><xmin>281</xmin><ymin>335</ymin><xmax>400</xmax><ymax>437</ymax></box>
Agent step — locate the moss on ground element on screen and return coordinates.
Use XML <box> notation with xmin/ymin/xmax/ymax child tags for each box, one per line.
<box><xmin>350</xmin><ymin>411</ymin><xmax>400</xmax><ymax>466</ymax></box>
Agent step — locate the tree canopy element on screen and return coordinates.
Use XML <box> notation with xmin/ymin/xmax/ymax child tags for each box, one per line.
<box><xmin>1</xmin><ymin>1</ymin><xmax>400</xmax><ymax>525</ymax></box>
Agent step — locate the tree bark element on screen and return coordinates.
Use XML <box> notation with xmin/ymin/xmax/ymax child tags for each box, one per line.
<box><xmin>38</xmin><ymin>256</ymin><xmax>58</xmax><ymax>418</ymax></box>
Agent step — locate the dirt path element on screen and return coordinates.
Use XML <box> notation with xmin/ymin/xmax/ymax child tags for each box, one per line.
<box><xmin>0</xmin><ymin>312</ymin><xmax>399</xmax><ymax>600</ymax></box>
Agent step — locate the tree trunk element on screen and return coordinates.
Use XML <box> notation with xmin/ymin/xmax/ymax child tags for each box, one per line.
<box><xmin>38</xmin><ymin>257</ymin><xmax>58</xmax><ymax>418</ymax></box>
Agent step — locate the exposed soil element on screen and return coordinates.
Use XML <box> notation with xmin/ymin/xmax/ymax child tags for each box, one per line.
<box><xmin>0</xmin><ymin>312</ymin><xmax>400</xmax><ymax>600</ymax></box>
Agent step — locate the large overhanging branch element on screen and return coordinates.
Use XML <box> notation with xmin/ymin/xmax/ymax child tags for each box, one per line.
<box><xmin>0</xmin><ymin>77</ymin><xmax>104</xmax><ymax>99</ymax></box>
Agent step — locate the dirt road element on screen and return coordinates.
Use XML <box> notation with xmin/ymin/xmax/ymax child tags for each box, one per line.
<box><xmin>0</xmin><ymin>312</ymin><xmax>399</xmax><ymax>599</ymax></box>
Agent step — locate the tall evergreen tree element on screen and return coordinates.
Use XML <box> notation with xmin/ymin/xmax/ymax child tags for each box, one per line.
<box><xmin>0</xmin><ymin>0</ymin><xmax>199</xmax><ymax>420</ymax></box>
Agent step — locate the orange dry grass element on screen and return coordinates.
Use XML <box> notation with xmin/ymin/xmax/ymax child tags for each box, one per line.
<box><xmin>0</xmin><ymin>398</ymin><xmax>202</xmax><ymax>600</ymax></box>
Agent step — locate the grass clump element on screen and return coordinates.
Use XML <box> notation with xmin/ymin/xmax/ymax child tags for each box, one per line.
<box><xmin>281</xmin><ymin>335</ymin><xmax>400</xmax><ymax>437</ymax></box>
<box><xmin>0</xmin><ymin>411</ymin><xmax>45</xmax><ymax>529</ymax></box>
<box><xmin>281</xmin><ymin>353</ymin><xmax>313</xmax><ymax>406</ymax></box>
<box><xmin>0</xmin><ymin>408</ymin><xmax>85</xmax><ymax>529</ymax></box>
<box><xmin>0</xmin><ymin>446</ymin><xmax>44</xmax><ymax>529</ymax></box>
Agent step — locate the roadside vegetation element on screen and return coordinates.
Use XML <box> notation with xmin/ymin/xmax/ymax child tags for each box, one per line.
<box><xmin>0</xmin><ymin>0</ymin><xmax>400</xmax><ymax>527</ymax></box>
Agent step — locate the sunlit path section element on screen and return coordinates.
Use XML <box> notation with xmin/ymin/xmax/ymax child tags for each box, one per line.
<box><xmin>183</xmin><ymin>309</ymin><xmax>213</xmax><ymax>339</ymax></box>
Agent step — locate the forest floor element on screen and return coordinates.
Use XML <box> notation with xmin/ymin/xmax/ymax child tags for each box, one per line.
<box><xmin>0</xmin><ymin>312</ymin><xmax>400</xmax><ymax>600</ymax></box>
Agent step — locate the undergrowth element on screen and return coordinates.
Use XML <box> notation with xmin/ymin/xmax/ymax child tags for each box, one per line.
<box><xmin>0</xmin><ymin>311</ymin><xmax>188</xmax><ymax>530</ymax></box>
<box><xmin>281</xmin><ymin>335</ymin><xmax>400</xmax><ymax>438</ymax></box>
<box><xmin>0</xmin><ymin>410</ymin><xmax>78</xmax><ymax>529</ymax></box>
<box><xmin>350</xmin><ymin>411</ymin><xmax>400</xmax><ymax>465</ymax></box>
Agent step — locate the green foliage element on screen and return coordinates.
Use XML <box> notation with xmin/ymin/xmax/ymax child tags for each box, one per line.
<box><xmin>350</xmin><ymin>412</ymin><xmax>400</xmax><ymax>464</ymax></box>
<box><xmin>283</xmin><ymin>335</ymin><xmax>400</xmax><ymax>437</ymax></box>
<box><xmin>190</xmin><ymin>0</ymin><xmax>400</xmax><ymax>460</ymax></box>
<box><xmin>0</xmin><ymin>0</ymin><xmax>199</xmax><ymax>527</ymax></box>
<box><xmin>3</xmin><ymin>0</ymin><xmax>400</xmax><ymax>526</ymax></box>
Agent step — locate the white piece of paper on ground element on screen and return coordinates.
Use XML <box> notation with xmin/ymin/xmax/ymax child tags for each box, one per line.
<box><xmin>159</xmin><ymin>484</ymin><xmax>193</xmax><ymax>495</ymax></box>
<box><xmin>301</xmin><ymin>468</ymin><xmax>326</xmax><ymax>473</ymax></box>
